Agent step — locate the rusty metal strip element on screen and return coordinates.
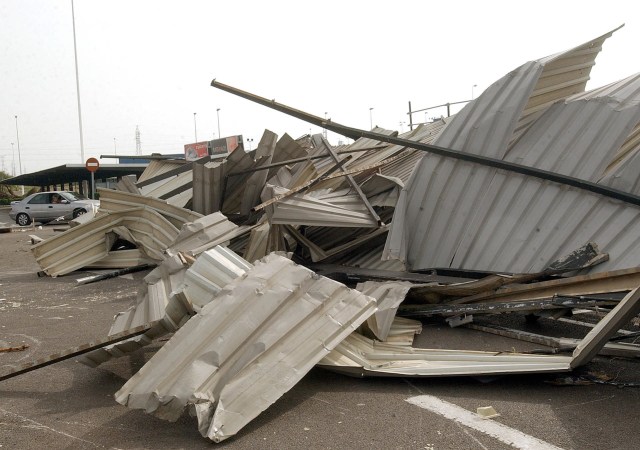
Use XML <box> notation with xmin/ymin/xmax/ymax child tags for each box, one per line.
<box><xmin>0</xmin><ymin>323</ymin><xmax>155</xmax><ymax>382</ymax></box>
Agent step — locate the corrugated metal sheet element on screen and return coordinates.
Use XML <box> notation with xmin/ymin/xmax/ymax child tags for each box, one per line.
<box><xmin>31</xmin><ymin>212</ymin><xmax>122</xmax><ymax>276</ymax></box>
<box><xmin>320</xmin><ymin>332</ymin><xmax>572</xmax><ymax>377</ymax></box>
<box><xmin>384</xmin><ymin>29</ymin><xmax>624</xmax><ymax>272</ymax></box>
<box><xmin>166</xmin><ymin>212</ymin><xmax>242</xmax><ymax>257</ymax></box>
<box><xmin>98</xmin><ymin>187</ymin><xmax>202</xmax><ymax>229</ymax></box>
<box><xmin>356</xmin><ymin>281</ymin><xmax>414</xmax><ymax>341</ymax></box>
<box><xmin>440</xmin><ymin>75</ymin><xmax>640</xmax><ymax>273</ymax></box>
<box><xmin>84</xmin><ymin>248</ymin><xmax>154</xmax><ymax>269</ymax></box>
<box><xmin>137</xmin><ymin>160</ymin><xmax>186</xmax><ymax>183</ymax></box>
<box><xmin>182</xmin><ymin>245</ymin><xmax>252</xmax><ymax>310</ymax></box>
<box><xmin>264</xmin><ymin>185</ymin><xmax>379</xmax><ymax>228</ymax></box>
<box><xmin>114</xmin><ymin>254</ymin><xmax>377</xmax><ymax>442</ymax></box>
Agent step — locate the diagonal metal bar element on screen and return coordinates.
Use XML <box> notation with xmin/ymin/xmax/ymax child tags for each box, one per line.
<box><xmin>311</xmin><ymin>134</ymin><xmax>382</xmax><ymax>226</ymax></box>
<box><xmin>211</xmin><ymin>79</ymin><xmax>640</xmax><ymax>208</ymax></box>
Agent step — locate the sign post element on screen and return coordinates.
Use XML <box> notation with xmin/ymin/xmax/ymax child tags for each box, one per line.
<box><xmin>85</xmin><ymin>157</ymin><xmax>99</xmax><ymax>199</ymax></box>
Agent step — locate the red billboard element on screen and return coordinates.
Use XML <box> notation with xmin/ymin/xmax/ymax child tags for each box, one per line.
<box><xmin>184</xmin><ymin>141</ymin><xmax>210</xmax><ymax>161</ymax></box>
<box><xmin>184</xmin><ymin>135</ymin><xmax>243</xmax><ymax>161</ymax></box>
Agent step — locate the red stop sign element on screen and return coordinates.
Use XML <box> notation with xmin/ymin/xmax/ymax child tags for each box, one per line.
<box><xmin>85</xmin><ymin>157</ymin><xmax>100</xmax><ymax>173</ymax></box>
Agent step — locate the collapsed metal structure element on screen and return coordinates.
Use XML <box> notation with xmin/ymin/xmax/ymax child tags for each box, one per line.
<box><xmin>3</xmin><ymin>26</ymin><xmax>640</xmax><ymax>442</ymax></box>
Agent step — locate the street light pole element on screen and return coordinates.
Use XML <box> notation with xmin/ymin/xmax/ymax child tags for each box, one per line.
<box><xmin>216</xmin><ymin>108</ymin><xmax>221</xmax><ymax>138</ymax></box>
<box><xmin>247</xmin><ymin>138</ymin><xmax>254</xmax><ymax>151</ymax></box>
<box><xmin>11</xmin><ymin>142</ymin><xmax>15</xmax><ymax>176</ymax></box>
<box><xmin>71</xmin><ymin>0</ymin><xmax>85</xmax><ymax>163</ymax></box>
<box><xmin>193</xmin><ymin>112</ymin><xmax>198</xmax><ymax>142</ymax></box>
<box><xmin>14</xmin><ymin>116</ymin><xmax>22</xmax><ymax>175</ymax></box>
<box><xmin>113</xmin><ymin>137</ymin><xmax>117</xmax><ymax>155</ymax></box>
<box><xmin>472</xmin><ymin>84</ymin><xmax>478</xmax><ymax>99</ymax></box>
<box><xmin>369</xmin><ymin>107</ymin><xmax>374</xmax><ymax>130</ymax></box>
<box><xmin>14</xmin><ymin>116</ymin><xmax>24</xmax><ymax>194</ymax></box>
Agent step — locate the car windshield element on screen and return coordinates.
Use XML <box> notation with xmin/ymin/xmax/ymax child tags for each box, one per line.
<box><xmin>61</xmin><ymin>192</ymin><xmax>87</xmax><ymax>201</ymax></box>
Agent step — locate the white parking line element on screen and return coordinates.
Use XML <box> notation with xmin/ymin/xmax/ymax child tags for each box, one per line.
<box><xmin>406</xmin><ymin>395</ymin><xmax>564</xmax><ymax>450</ymax></box>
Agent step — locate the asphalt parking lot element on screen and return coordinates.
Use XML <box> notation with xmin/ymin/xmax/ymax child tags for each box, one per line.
<box><xmin>2</xmin><ymin>206</ymin><xmax>640</xmax><ymax>450</ymax></box>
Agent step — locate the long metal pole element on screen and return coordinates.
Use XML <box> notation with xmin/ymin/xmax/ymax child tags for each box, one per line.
<box><xmin>210</xmin><ymin>79</ymin><xmax>640</xmax><ymax>209</ymax></box>
<box><xmin>216</xmin><ymin>108</ymin><xmax>221</xmax><ymax>137</ymax></box>
<box><xmin>71</xmin><ymin>0</ymin><xmax>85</xmax><ymax>162</ymax></box>
<box><xmin>14</xmin><ymin>116</ymin><xmax>24</xmax><ymax>194</ymax></box>
<box><xmin>193</xmin><ymin>112</ymin><xmax>198</xmax><ymax>142</ymax></box>
<box><xmin>14</xmin><ymin>116</ymin><xmax>21</xmax><ymax>175</ymax></box>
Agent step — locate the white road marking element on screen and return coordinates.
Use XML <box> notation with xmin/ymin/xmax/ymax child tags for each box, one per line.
<box><xmin>406</xmin><ymin>395</ymin><xmax>564</xmax><ymax>450</ymax></box>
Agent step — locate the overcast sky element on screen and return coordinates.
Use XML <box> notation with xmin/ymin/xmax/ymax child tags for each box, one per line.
<box><xmin>1</xmin><ymin>0</ymin><xmax>638</xmax><ymax>174</ymax></box>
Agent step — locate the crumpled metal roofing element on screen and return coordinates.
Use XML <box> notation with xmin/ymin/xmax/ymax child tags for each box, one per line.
<box><xmin>384</xmin><ymin>27</ymin><xmax>640</xmax><ymax>273</ymax></box>
<box><xmin>114</xmin><ymin>253</ymin><xmax>377</xmax><ymax>442</ymax></box>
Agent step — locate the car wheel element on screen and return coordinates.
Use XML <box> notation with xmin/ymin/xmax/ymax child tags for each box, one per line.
<box><xmin>16</xmin><ymin>213</ymin><xmax>31</xmax><ymax>226</ymax></box>
<box><xmin>73</xmin><ymin>208</ymin><xmax>87</xmax><ymax>219</ymax></box>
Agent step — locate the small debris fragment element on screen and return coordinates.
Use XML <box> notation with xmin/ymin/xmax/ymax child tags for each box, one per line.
<box><xmin>476</xmin><ymin>406</ymin><xmax>500</xmax><ymax>419</ymax></box>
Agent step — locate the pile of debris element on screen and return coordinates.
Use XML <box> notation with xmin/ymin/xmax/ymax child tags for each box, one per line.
<box><xmin>6</xmin><ymin>26</ymin><xmax>640</xmax><ymax>442</ymax></box>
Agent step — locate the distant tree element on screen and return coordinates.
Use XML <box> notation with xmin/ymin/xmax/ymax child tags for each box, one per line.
<box><xmin>0</xmin><ymin>170</ymin><xmax>18</xmax><ymax>198</ymax></box>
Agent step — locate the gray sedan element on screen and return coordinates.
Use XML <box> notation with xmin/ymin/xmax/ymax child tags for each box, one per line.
<box><xmin>9</xmin><ymin>191</ymin><xmax>99</xmax><ymax>226</ymax></box>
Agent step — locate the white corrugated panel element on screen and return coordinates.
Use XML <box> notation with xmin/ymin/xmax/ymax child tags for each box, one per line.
<box><xmin>115</xmin><ymin>254</ymin><xmax>377</xmax><ymax>442</ymax></box>
<box><xmin>98</xmin><ymin>187</ymin><xmax>202</xmax><ymax>229</ymax></box>
<box><xmin>182</xmin><ymin>245</ymin><xmax>252</xmax><ymax>309</ymax></box>
<box><xmin>319</xmin><ymin>332</ymin><xmax>572</xmax><ymax>376</ymax></box>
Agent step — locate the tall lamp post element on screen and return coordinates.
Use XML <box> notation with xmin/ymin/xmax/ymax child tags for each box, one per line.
<box><xmin>369</xmin><ymin>107</ymin><xmax>374</xmax><ymax>130</ymax></box>
<box><xmin>11</xmin><ymin>142</ymin><xmax>15</xmax><ymax>176</ymax></box>
<box><xmin>193</xmin><ymin>112</ymin><xmax>198</xmax><ymax>142</ymax></box>
<box><xmin>216</xmin><ymin>108</ymin><xmax>221</xmax><ymax>138</ymax></box>
<box><xmin>14</xmin><ymin>115</ymin><xmax>23</xmax><ymax>194</ymax></box>
<box><xmin>247</xmin><ymin>138</ymin><xmax>254</xmax><ymax>151</ymax></box>
<box><xmin>71</xmin><ymin>0</ymin><xmax>85</xmax><ymax>163</ymax></box>
<box><xmin>472</xmin><ymin>84</ymin><xmax>478</xmax><ymax>99</ymax></box>
<box><xmin>14</xmin><ymin>116</ymin><xmax>22</xmax><ymax>175</ymax></box>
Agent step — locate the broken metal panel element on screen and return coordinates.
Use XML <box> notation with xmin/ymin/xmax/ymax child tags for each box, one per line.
<box><xmin>356</xmin><ymin>281</ymin><xmax>414</xmax><ymax>341</ymax></box>
<box><xmin>220</xmin><ymin>144</ymin><xmax>265</xmax><ymax>214</ymax></box>
<box><xmin>264</xmin><ymin>185</ymin><xmax>379</xmax><ymax>228</ymax></box>
<box><xmin>166</xmin><ymin>212</ymin><xmax>241</xmax><ymax>257</ymax></box>
<box><xmin>360</xmin><ymin>174</ymin><xmax>403</xmax><ymax>208</ymax></box>
<box><xmin>182</xmin><ymin>245</ymin><xmax>252</xmax><ymax>310</ymax></box>
<box><xmin>116</xmin><ymin>174</ymin><xmax>141</xmax><ymax>194</ymax></box>
<box><xmin>385</xmin><ymin>30</ymin><xmax>618</xmax><ymax>270</ymax></box>
<box><xmin>599</xmin><ymin>119</ymin><xmax>640</xmax><ymax>194</ymax></box>
<box><xmin>265</xmin><ymin>133</ymin><xmax>311</xmax><ymax>180</ymax></box>
<box><xmin>241</xmin><ymin>221</ymin><xmax>290</xmax><ymax>263</ymax></box>
<box><xmin>508</xmin><ymin>27</ymin><xmax>621</xmax><ymax>147</ymax></box>
<box><xmin>448</xmin><ymin>169</ymin><xmax>640</xmax><ymax>273</ymax></box>
<box><xmin>137</xmin><ymin>159</ymin><xmax>187</xmax><ymax>183</ymax></box>
<box><xmin>31</xmin><ymin>211</ymin><xmax>127</xmax><ymax>276</ymax></box>
<box><xmin>98</xmin><ymin>187</ymin><xmax>202</xmax><ymax>230</ymax></box>
<box><xmin>454</xmin><ymin>267</ymin><xmax>640</xmax><ymax>306</ymax></box>
<box><xmin>139</xmin><ymin>170</ymin><xmax>193</xmax><ymax>203</ymax></box>
<box><xmin>329</xmin><ymin>240</ymin><xmax>406</xmax><ymax>272</ymax></box>
<box><xmin>114</xmin><ymin>254</ymin><xmax>377</xmax><ymax>442</ymax></box>
<box><xmin>192</xmin><ymin>159</ymin><xmax>226</xmax><ymax>215</ymax></box>
<box><xmin>504</xmin><ymin>73</ymin><xmax>640</xmax><ymax>183</ymax></box>
<box><xmin>571</xmin><ymin>287</ymin><xmax>640</xmax><ymax>367</ymax></box>
<box><xmin>319</xmin><ymin>332</ymin><xmax>572</xmax><ymax>377</ymax></box>
<box><xmin>285</xmin><ymin>224</ymin><xmax>388</xmax><ymax>262</ymax></box>
<box><xmin>119</xmin><ymin>207</ymin><xmax>181</xmax><ymax>260</ymax></box>
<box><xmin>240</xmin><ymin>130</ymin><xmax>277</xmax><ymax>215</ymax></box>
<box><xmin>84</xmin><ymin>248</ymin><xmax>155</xmax><ymax>269</ymax></box>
